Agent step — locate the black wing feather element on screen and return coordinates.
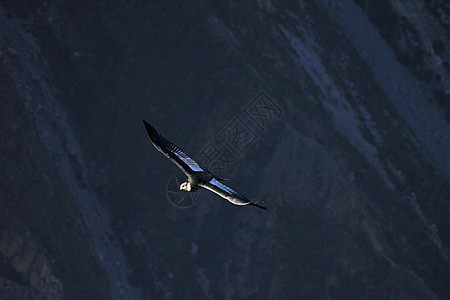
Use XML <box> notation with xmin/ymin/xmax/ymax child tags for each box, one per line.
<box><xmin>143</xmin><ymin>120</ymin><xmax>203</xmax><ymax>175</ymax></box>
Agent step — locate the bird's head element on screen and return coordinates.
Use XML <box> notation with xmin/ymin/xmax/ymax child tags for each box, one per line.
<box><xmin>180</xmin><ymin>182</ymin><xmax>191</xmax><ymax>192</ymax></box>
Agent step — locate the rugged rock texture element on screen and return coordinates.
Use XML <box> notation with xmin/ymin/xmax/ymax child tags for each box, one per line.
<box><xmin>0</xmin><ymin>65</ymin><xmax>113</xmax><ymax>298</ymax></box>
<box><xmin>0</xmin><ymin>0</ymin><xmax>448</xmax><ymax>299</ymax></box>
<box><xmin>0</xmin><ymin>230</ymin><xmax>63</xmax><ymax>299</ymax></box>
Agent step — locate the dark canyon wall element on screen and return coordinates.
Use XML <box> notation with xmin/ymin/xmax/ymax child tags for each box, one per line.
<box><xmin>1</xmin><ymin>1</ymin><xmax>449</xmax><ymax>299</ymax></box>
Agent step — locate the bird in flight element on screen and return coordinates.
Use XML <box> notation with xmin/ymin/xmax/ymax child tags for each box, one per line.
<box><xmin>143</xmin><ymin>120</ymin><xmax>266</xmax><ymax>210</ymax></box>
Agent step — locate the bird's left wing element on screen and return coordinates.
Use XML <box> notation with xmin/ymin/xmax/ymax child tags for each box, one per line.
<box><xmin>200</xmin><ymin>178</ymin><xmax>267</xmax><ymax>210</ymax></box>
<box><xmin>143</xmin><ymin>120</ymin><xmax>204</xmax><ymax>175</ymax></box>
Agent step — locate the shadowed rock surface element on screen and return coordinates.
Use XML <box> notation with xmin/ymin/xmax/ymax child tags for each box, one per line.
<box><xmin>0</xmin><ymin>1</ymin><xmax>449</xmax><ymax>299</ymax></box>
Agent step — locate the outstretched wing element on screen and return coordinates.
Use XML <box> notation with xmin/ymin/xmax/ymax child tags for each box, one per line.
<box><xmin>143</xmin><ymin>120</ymin><xmax>204</xmax><ymax>175</ymax></box>
<box><xmin>200</xmin><ymin>178</ymin><xmax>267</xmax><ymax>210</ymax></box>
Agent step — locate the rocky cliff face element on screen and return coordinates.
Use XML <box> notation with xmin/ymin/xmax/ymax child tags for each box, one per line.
<box><xmin>0</xmin><ymin>64</ymin><xmax>112</xmax><ymax>298</ymax></box>
<box><xmin>1</xmin><ymin>0</ymin><xmax>448</xmax><ymax>299</ymax></box>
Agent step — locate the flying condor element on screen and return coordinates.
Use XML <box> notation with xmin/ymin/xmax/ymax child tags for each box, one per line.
<box><xmin>143</xmin><ymin>120</ymin><xmax>267</xmax><ymax>210</ymax></box>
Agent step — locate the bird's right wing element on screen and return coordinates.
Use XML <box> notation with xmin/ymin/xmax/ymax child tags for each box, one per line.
<box><xmin>143</xmin><ymin>120</ymin><xmax>204</xmax><ymax>175</ymax></box>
